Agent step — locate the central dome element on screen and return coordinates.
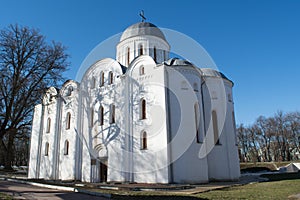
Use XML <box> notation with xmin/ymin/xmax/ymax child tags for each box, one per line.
<box><xmin>120</xmin><ymin>22</ymin><xmax>166</xmax><ymax>42</ymax></box>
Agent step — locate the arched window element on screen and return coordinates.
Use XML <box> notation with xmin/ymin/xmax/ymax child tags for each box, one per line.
<box><xmin>139</xmin><ymin>44</ymin><xmax>143</xmax><ymax>56</ymax></box>
<box><xmin>110</xmin><ymin>104</ymin><xmax>115</xmax><ymax>124</ymax></box>
<box><xmin>108</xmin><ymin>71</ymin><xmax>113</xmax><ymax>85</ymax></box>
<box><xmin>99</xmin><ymin>105</ymin><xmax>104</xmax><ymax>126</ymax></box>
<box><xmin>64</xmin><ymin>140</ymin><xmax>69</xmax><ymax>155</ymax></box>
<box><xmin>140</xmin><ymin>66</ymin><xmax>145</xmax><ymax>75</ymax></box>
<box><xmin>45</xmin><ymin>142</ymin><xmax>49</xmax><ymax>156</ymax></box>
<box><xmin>46</xmin><ymin>118</ymin><xmax>51</xmax><ymax>133</ymax></box>
<box><xmin>193</xmin><ymin>83</ymin><xmax>199</xmax><ymax>92</ymax></box>
<box><xmin>212</xmin><ymin>110</ymin><xmax>221</xmax><ymax>145</ymax></box>
<box><xmin>126</xmin><ymin>47</ymin><xmax>130</xmax><ymax>65</ymax></box>
<box><xmin>67</xmin><ymin>86</ymin><xmax>73</xmax><ymax>96</ymax></box>
<box><xmin>141</xmin><ymin>131</ymin><xmax>147</xmax><ymax>150</ymax></box>
<box><xmin>153</xmin><ymin>47</ymin><xmax>157</xmax><ymax>63</ymax></box>
<box><xmin>194</xmin><ymin>103</ymin><xmax>201</xmax><ymax>143</ymax></box>
<box><xmin>66</xmin><ymin>112</ymin><xmax>71</xmax><ymax>130</ymax></box>
<box><xmin>91</xmin><ymin>77</ymin><xmax>96</xmax><ymax>88</ymax></box>
<box><xmin>140</xmin><ymin>98</ymin><xmax>146</xmax><ymax>120</ymax></box>
<box><xmin>90</xmin><ymin>108</ymin><xmax>94</xmax><ymax>127</ymax></box>
<box><xmin>100</xmin><ymin>71</ymin><xmax>104</xmax><ymax>87</ymax></box>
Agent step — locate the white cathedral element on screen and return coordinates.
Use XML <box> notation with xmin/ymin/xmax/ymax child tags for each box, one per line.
<box><xmin>28</xmin><ymin>21</ymin><xmax>240</xmax><ymax>183</ymax></box>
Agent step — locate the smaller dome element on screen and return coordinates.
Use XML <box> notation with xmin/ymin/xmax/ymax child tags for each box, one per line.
<box><xmin>164</xmin><ymin>58</ymin><xmax>194</xmax><ymax>66</ymax></box>
<box><xmin>120</xmin><ymin>22</ymin><xmax>166</xmax><ymax>42</ymax></box>
<box><xmin>201</xmin><ymin>68</ymin><xmax>230</xmax><ymax>81</ymax></box>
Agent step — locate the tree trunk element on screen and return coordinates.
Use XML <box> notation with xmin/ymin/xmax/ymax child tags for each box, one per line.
<box><xmin>4</xmin><ymin>131</ymin><xmax>15</xmax><ymax>170</ymax></box>
<box><xmin>0</xmin><ymin>139</ymin><xmax>6</xmax><ymax>166</ymax></box>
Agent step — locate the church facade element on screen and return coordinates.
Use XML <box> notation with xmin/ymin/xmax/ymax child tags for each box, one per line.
<box><xmin>28</xmin><ymin>22</ymin><xmax>240</xmax><ymax>183</ymax></box>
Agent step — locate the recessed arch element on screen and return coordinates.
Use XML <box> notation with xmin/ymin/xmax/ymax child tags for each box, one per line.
<box><xmin>212</xmin><ymin>110</ymin><xmax>221</xmax><ymax>145</ymax></box>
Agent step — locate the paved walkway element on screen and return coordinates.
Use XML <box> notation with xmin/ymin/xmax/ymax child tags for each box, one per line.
<box><xmin>0</xmin><ymin>180</ymin><xmax>108</xmax><ymax>200</ymax></box>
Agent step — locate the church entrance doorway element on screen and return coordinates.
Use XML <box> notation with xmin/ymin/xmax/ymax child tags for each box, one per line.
<box><xmin>99</xmin><ymin>158</ymin><xmax>107</xmax><ymax>182</ymax></box>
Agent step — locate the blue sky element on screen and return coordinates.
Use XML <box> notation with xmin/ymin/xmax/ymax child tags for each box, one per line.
<box><xmin>1</xmin><ymin>0</ymin><xmax>300</xmax><ymax>125</ymax></box>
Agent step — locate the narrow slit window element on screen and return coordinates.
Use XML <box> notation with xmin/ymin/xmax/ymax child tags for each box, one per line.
<box><xmin>153</xmin><ymin>47</ymin><xmax>157</xmax><ymax>63</ymax></box>
<box><xmin>100</xmin><ymin>72</ymin><xmax>104</xmax><ymax>87</ymax></box>
<box><xmin>45</xmin><ymin>142</ymin><xmax>49</xmax><ymax>156</ymax></box>
<box><xmin>110</xmin><ymin>104</ymin><xmax>115</xmax><ymax>124</ymax></box>
<box><xmin>90</xmin><ymin>108</ymin><xmax>94</xmax><ymax>127</ymax></box>
<box><xmin>127</xmin><ymin>47</ymin><xmax>130</xmax><ymax>65</ymax></box>
<box><xmin>194</xmin><ymin>103</ymin><xmax>201</xmax><ymax>143</ymax></box>
<box><xmin>212</xmin><ymin>110</ymin><xmax>221</xmax><ymax>145</ymax></box>
<box><xmin>140</xmin><ymin>98</ymin><xmax>146</xmax><ymax>119</ymax></box>
<box><xmin>91</xmin><ymin>77</ymin><xmax>96</xmax><ymax>88</ymax></box>
<box><xmin>64</xmin><ymin>140</ymin><xmax>69</xmax><ymax>155</ymax></box>
<box><xmin>67</xmin><ymin>86</ymin><xmax>73</xmax><ymax>96</ymax></box>
<box><xmin>99</xmin><ymin>105</ymin><xmax>104</xmax><ymax>126</ymax></box>
<box><xmin>108</xmin><ymin>71</ymin><xmax>113</xmax><ymax>85</ymax></box>
<box><xmin>141</xmin><ymin>131</ymin><xmax>147</xmax><ymax>150</ymax></box>
<box><xmin>46</xmin><ymin>118</ymin><xmax>51</xmax><ymax>133</ymax></box>
<box><xmin>139</xmin><ymin>44</ymin><xmax>143</xmax><ymax>56</ymax></box>
<box><xmin>66</xmin><ymin>112</ymin><xmax>71</xmax><ymax>130</ymax></box>
<box><xmin>140</xmin><ymin>66</ymin><xmax>145</xmax><ymax>75</ymax></box>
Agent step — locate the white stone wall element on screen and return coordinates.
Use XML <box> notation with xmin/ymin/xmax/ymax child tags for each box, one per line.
<box><xmin>38</xmin><ymin>87</ymin><xmax>59</xmax><ymax>179</ymax></box>
<box><xmin>166</xmin><ymin>65</ymin><xmax>209</xmax><ymax>183</ymax></box>
<box><xmin>127</xmin><ymin>55</ymin><xmax>169</xmax><ymax>183</ymax></box>
<box><xmin>203</xmin><ymin>77</ymin><xmax>240</xmax><ymax>181</ymax></box>
<box><xmin>58</xmin><ymin>81</ymin><xmax>80</xmax><ymax>180</ymax></box>
<box><xmin>28</xmin><ymin>104</ymin><xmax>42</xmax><ymax>179</ymax></box>
<box><xmin>80</xmin><ymin>58</ymin><xmax>125</xmax><ymax>182</ymax></box>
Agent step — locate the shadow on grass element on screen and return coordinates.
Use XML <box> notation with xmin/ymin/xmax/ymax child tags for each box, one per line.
<box><xmin>261</xmin><ymin>172</ymin><xmax>300</xmax><ymax>181</ymax></box>
<box><xmin>112</xmin><ymin>195</ymin><xmax>207</xmax><ymax>200</ymax></box>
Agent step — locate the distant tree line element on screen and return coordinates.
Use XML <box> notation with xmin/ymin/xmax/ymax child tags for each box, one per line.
<box><xmin>237</xmin><ymin>111</ymin><xmax>300</xmax><ymax>163</ymax></box>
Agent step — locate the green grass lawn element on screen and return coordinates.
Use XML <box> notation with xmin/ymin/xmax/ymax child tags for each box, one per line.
<box><xmin>195</xmin><ymin>180</ymin><xmax>300</xmax><ymax>200</ymax></box>
<box><xmin>110</xmin><ymin>180</ymin><xmax>300</xmax><ymax>199</ymax></box>
<box><xmin>0</xmin><ymin>193</ymin><xmax>12</xmax><ymax>200</ymax></box>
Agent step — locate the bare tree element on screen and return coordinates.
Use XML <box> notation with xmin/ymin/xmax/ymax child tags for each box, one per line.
<box><xmin>0</xmin><ymin>24</ymin><xmax>69</xmax><ymax>169</ymax></box>
<box><xmin>238</xmin><ymin>111</ymin><xmax>300</xmax><ymax>163</ymax></box>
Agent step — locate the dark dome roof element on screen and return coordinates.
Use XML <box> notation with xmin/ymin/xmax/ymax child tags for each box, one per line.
<box><xmin>164</xmin><ymin>58</ymin><xmax>194</xmax><ymax>66</ymax></box>
<box><xmin>120</xmin><ymin>22</ymin><xmax>166</xmax><ymax>42</ymax></box>
<box><xmin>201</xmin><ymin>68</ymin><xmax>230</xmax><ymax>81</ymax></box>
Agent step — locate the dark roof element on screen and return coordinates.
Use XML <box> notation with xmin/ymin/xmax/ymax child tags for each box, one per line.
<box><xmin>164</xmin><ymin>58</ymin><xmax>194</xmax><ymax>66</ymax></box>
<box><xmin>120</xmin><ymin>22</ymin><xmax>166</xmax><ymax>42</ymax></box>
<box><xmin>201</xmin><ymin>68</ymin><xmax>231</xmax><ymax>81</ymax></box>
